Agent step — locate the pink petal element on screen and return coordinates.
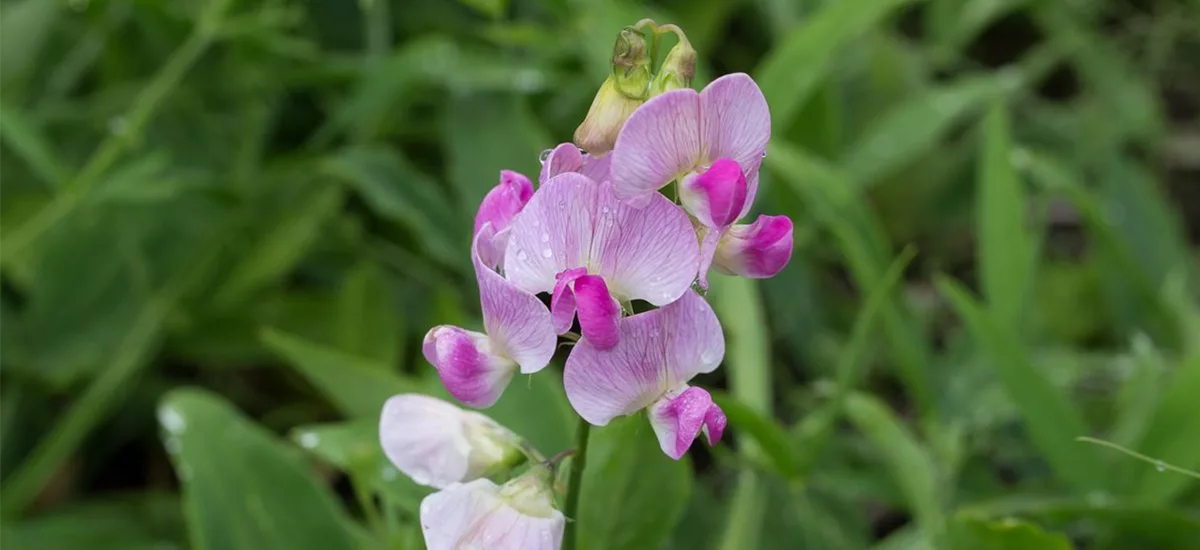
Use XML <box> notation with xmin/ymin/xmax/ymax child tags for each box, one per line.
<box><xmin>610</xmin><ymin>89</ymin><xmax>702</xmax><ymax>207</ymax></box>
<box><xmin>589</xmin><ymin>182</ymin><xmax>699</xmax><ymax>305</ymax></box>
<box><xmin>680</xmin><ymin>158</ymin><xmax>748</xmax><ymax>228</ymax></box>
<box><xmin>648</xmin><ymin>386</ymin><xmax>723</xmax><ymax>459</ymax></box>
<box><xmin>539</xmin><ymin>143</ymin><xmax>584</xmax><ymax>184</ymax></box>
<box><xmin>420</xmin><ymin>479</ymin><xmax>564</xmax><ymax>550</ymax></box>
<box><xmin>574</xmin><ymin>275</ymin><xmax>620</xmax><ymax>350</ymax></box>
<box><xmin>473</xmin><ymin>231</ymin><xmax>557</xmax><ymax>375</ymax></box>
<box><xmin>582</xmin><ymin>153</ymin><xmax>612</xmax><ymax>184</ymax></box>
<box><xmin>550</xmin><ymin>267</ymin><xmax>587</xmax><ymax>334</ymax></box>
<box><xmin>503</xmin><ymin>173</ymin><xmax>598</xmax><ymax>294</ymax></box>
<box><xmin>696</xmin><ymin>227</ymin><xmax>722</xmax><ymax>290</ymax></box>
<box><xmin>474</xmin><ymin>171</ymin><xmax>534</xmax><ymax>237</ymax></box>
<box><xmin>699</xmin><ymin>74</ymin><xmax>770</xmax><ymax>176</ymax></box>
<box><xmin>423</xmin><ymin>325</ymin><xmax>515</xmax><ymax>408</ymax></box>
<box><xmin>703</xmin><ymin>403</ymin><xmax>727</xmax><ymax>445</ymax></box>
<box><xmin>713</xmin><ymin>215</ymin><xmax>794</xmax><ymax>279</ymax></box>
<box><xmin>563</xmin><ymin>290</ymin><xmax>724</xmax><ymax>425</ymax></box>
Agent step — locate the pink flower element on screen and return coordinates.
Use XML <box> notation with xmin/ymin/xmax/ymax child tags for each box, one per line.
<box><xmin>503</xmin><ymin>172</ymin><xmax>698</xmax><ymax>349</ymax></box>
<box><xmin>423</xmin><ymin>226</ymin><xmax>556</xmax><ymax>408</ymax></box>
<box><xmin>713</xmin><ymin>214</ymin><xmax>794</xmax><ymax>279</ymax></box>
<box><xmin>379</xmin><ymin>394</ymin><xmax>522</xmax><ymax>488</ymax></box>
<box><xmin>610</xmin><ymin>73</ymin><xmax>793</xmax><ymax>285</ymax></box>
<box><xmin>474</xmin><ymin>171</ymin><xmax>534</xmax><ymax>269</ymax></box>
<box><xmin>420</xmin><ymin>472</ymin><xmax>563</xmax><ymax>550</ymax></box>
<box><xmin>540</xmin><ymin>142</ymin><xmax>612</xmax><ymax>185</ymax></box>
<box><xmin>564</xmin><ymin>290</ymin><xmax>727</xmax><ymax>459</ymax></box>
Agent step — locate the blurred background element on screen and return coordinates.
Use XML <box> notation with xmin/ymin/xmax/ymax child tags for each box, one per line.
<box><xmin>1</xmin><ymin>0</ymin><xmax>1198</xmax><ymax>548</ymax></box>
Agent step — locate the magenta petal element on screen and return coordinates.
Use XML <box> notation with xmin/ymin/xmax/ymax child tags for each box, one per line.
<box><xmin>699</xmin><ymin>74</ymin><xmax>771</xmax><ymax>176</ymax></box>
<box><xmin>551</xmin><ymin>267</ymin><xmax>587</xmax><ymax>334</ymax></box>
<box><xmin>574</xmin><ymin>275</ymin><xmax>620</xmax><ymax>350</ymax></box>
<box><xmin>680</xmin><ymin>158</ymin><xmax>748</xmax><ymax>228</ymax></box>
<box><xmin>423</xmin><ymin>325</ymin><xmax>514</xmax><ymax>408</ymax></box>
<box><xmin>563</xmin><ymin>290</ymin><xmax>724</xmax><ymax>425</ymax></box>
<box><xmin>473</xmin><ymin>246</ymin><xmax>556</xmax><ymax>377</ymax></box>
<box><xmin>474</xmin><ymin>171</ymin><xmax>534</xmax><ymax>237</ymax></box>
<box><xmin>589</xmin><ymin>183</ymin><xmax>699</xmax><ymax>305</ymax></box>
<box><xmin>648</xmin><ymin>386</ymin><xmax>715</xmax><ymax>460</ymax></box>
<box><xmin>539</xmin><ymin>143</ymin><xmax>585</xmax><ymax>184</ymax></box>
<box><xmin>611</xmin><ymin>89</ymin><xmax>702</xmax><ymax>207</ymax></box>
<box><xmin>713</xmin><ymin>215</ymin><xmax>794</xmax><ymax>279</ymax></box>
<box><xmin>703</xmin><ymin>403</ymin><xmax>727</xmax><ymax>445</ymax></box>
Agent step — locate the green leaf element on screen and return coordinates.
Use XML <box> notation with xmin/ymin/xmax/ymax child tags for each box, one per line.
<box><xmin>948</xmin><ymin>514</ymin><xmax>1071</xmax><ymax>550</ymax></box>
<box><xmin>482</xmin><ymin>371</ymin><xmax>575</xmax><ymax>457</ymax></box>
<box><xmin>0</xmin><ymin>101</ymin><xmax>66</xmax><ymax>187</ymax></box>
<box><xmin>936</xmin><ymin>276</ymin><xmax>1104</xmax><ymax>491</ymax></box>
<box><xmin>712</xmin><ymin>392</ymin><xmax>800</xmax><ymax>479</ymax></box>
<box><xmin>977</xmin><ymin>102</ymin><xmax>1033</xmax><ymax>329</ymax></box>
<box><xmin>961</xmin><ymin>495</ymin><xmax>1200</xmax><ymax>550</ymax></box>
<box><xmin>844</xmin><ymin>393</ymin><xmax>944</xmax><ymax>545</ymax></box>
<box><xmin>444</xmin><ymin>93</ymin><xmax>547</xmax><ymax>215</ymax></box>
<box><xmin>578</xmin><ymin>415</ymin><xmax>692</xmax><ymax>550</ymax></box>
<box><xmin>0</xmin><ymin>493</ymin><xmax>184</xmax><ymax>550</ymax></box>
<box><xmin>843</xmin><ymin>74</ymin><xmax>1012</xmax><ymax>187</ymax></box>
<box><xmin>291</xmin><ymin>420</ymin><xmax>430</xmax><ymax>515</ymax></box>
<box><xmin>261</xmin><ymin>328</ymin><xmax>421</xmax><ymax>418</ymax></box>
<box><xmin>158</xmin><ymin>388</ymin><xmax>359</xmax><ymax>550</ymax></box>
<box><xmin>336</xmin><ymin>260</ymin><xmax>402</xmax><ymax>367</ymax></box>
<box><xmin>0</xmin><ymin>0</ymin><xmax>60</xmax><ymax>89</ymax></box>
<box><xmin>755</xmin><ymin>0</ymin><xmax>916</xmax><ymax>130</ymax></box>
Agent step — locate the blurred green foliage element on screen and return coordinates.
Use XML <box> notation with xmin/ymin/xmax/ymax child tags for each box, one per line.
<box><xmin>2</xmin><ymin>0</ymin><xmax>1199</xmax><ymax>548</ymax></box>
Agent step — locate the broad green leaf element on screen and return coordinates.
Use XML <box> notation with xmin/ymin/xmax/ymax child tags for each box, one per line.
<box><xmin>755</xmin><ymin>0</ymin><xmax>916</xmax><ymax>130</ymax></box>
<box><xmin>212</xmin><ymin>180</ymin><xmax>342</xmax><ymax>309</ymax></box>
<box><xmin>843</xmin><ymin>74</ymin><xmax>1013</xmax><ymax>187</ymax></box>
<box><xmin>291</xmin><ymin>420</ymin><xmax>430</xmax><ymax>514</ymax></box>
<box><xmin>0</xmin><ymin>0</ymin><xmax>60</xmax><ymax>89</ymax></box>
<box><xmin>444</xmin><ymin>93</ymin><xmax>548</xmax><ymax>215</ymax></box>
<box><xmin>336</xmin><ymin>260</ymin><xmax>402</xmax><ymax>367</ymax></box>
<box><xmin>844</xmin><ymin>393</ymin><xmax>944</xmax><ymax>545</ymax></box>
<box><xmin>948</xmin><ymin>514</ymin><xmax>1071</xmax><ymax>550</ymax></box>
<box><xmin>261</xmin><ymin>328</ymin><xmax>420</xmax><ymax>418</ymax></box>
<box><xmin>482</xmin><ymin>370</ymin><xmax>575</xmax><ymax>457</ymax></box>
<box><xmin>158</xmin><ymin>388</ymin><xmax>358</xmax><ymax>550</ymax></box>
<box><xmin>578</xmin><ymin>415</ymin><xmax>692</xmax><ymax>550</ymax></box>
<box><xmin>0</xmin><ymin>493</ymin><xmax>184</xmax><ymax>550</ymax></box>
<box><xmin>977</xmin><ymin>102</ymin><xmax>1033</xmax><ymax>329</ymax></box>
<box><xmin>936</xmin><ymin>277</ymin><xmax>1104</xmax><ymax>491</ymax></box>
<box><xmin>322</xmin><ymin>146</ymin><xmax>462</xmax><ymax>270</ymax></box>
<box><xmin>961</xmin><ymin>496</ymin><xmax>1200</xmax><ymax>550</ymax></box>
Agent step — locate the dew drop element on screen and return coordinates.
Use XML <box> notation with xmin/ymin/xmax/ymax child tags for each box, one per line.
<box><xmin>760</xmin><ymin>150</ymin><xmax>768</xmax><ymax>159</ymax></box>
<box><xmin>539</xmin><ymin>149</ymin><xmax>553</xmax><ymax>164</ymax></box>
<box><xmin>558</xmin><ymin>199</ymin><xmax>567</xmax><ymax>209</ymax></box>
<box><xmin>158</xmin><ymin>406</ymin><xmax>186</xmax><ymax>434</ymax></box>
<box><xmin>540</xmin><ymin>233</ymin><xmax>550</xmax><ymax>243</ymax></box>
<box><xmin>541</xmin><ymin>248</ymin><xmax>553</xmax><ymax>258</ymax></box>
<box><xmin>601</xmin><ymin>206</ymin><xmax>610</xmax><ymax>214</ymax></box>
<box><xmin>517</xmin><ymin>250</ymin><xmax>528</xmax><ymax>261</ymax></box>
<box><xmin>108</xmin><ymin>116</ymin><xmax>128</xmax><ymax>137</ymax></box>
<box><xmin>299</xmin><ymin>432</ymin><xmax>320</xmax><ymax>449</ymax></box>
<box><xmin>1155</xmin><ymin>461</ymin><xmax>1166</xmax><ymax>472</ymax></box>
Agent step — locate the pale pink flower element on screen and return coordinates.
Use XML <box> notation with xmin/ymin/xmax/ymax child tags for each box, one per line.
<box><xmin>503</xmin><ymin>172</ymin><xmax>698</xmax><ymax>349</ymax></box>
<box><xmin>474</xmin><ymin>171</ymin><xmax>534</xmax><ymax>270</ymax></box>
<box><xmin>423</xmin><ymin>227</ymin><xmax>557</xmax><ymax>408</ymax></box>
<box><xmin>379</xmin><ymin>394</ymin><xmax>522</xmax><ymax>488</ymax></box>
<box><xmin>563</xmin><ymin>290</ymin><xmax>727</xmax><ymax>459</ymax></box>
<box><xmin>420</xmin><ymin>473</ymin><xmax>564</xmax><ymax>550</ymax></box>
<box><xmin>540</xmin><ymin>142</ymin><xmax>612</xmax><ymax>185</ymax></box>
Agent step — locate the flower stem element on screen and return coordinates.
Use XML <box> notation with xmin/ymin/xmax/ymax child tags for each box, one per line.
<box><xmin>563</xmin><ymin>418</ymin><xmax>591</xmax><ymax>550</ymax></box>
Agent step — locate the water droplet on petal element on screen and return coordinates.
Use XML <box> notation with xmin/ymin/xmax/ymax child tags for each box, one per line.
<box><xmin>601</xmin><ymin>206</ymin><xmax>610</xmax><ymax>214</ymax></box>
<box><xmin>539</xmin><ymin>149</ymin><xmax>553</xmax><ymax>164</ymax></box>
<box><xmin>541</xmin><ymin>233</ymin><xmax>550</xmax><ymax>243</ymax></box>
<box><xmin>761</xmin><ymin>150</ymin><xmax>768</xmax><ymax>159</ymax></box>
<box><xmin>517</xmin><ymin>250</ymin><xmax>528</xmax><ymax>261</ymax></box>
<box><xmin>558</xmin><ymin>199</ymin><xmax>567</xmax><ymax>209</ymax></box>
<box><xmin>541</xmin><ymin>249</ymin><xmax>553</xmax><ymax>258</ymax></box>
<box><xmin>1156</xmin><ymin>461</ymin><xmax>1166</xmax><ymax>472</ymax></box>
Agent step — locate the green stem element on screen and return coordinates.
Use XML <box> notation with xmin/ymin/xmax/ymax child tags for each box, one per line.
<box><xmin>563</xmin><ymin>418</ymin><xmax>591</xmax><ymax>550</ymax></box>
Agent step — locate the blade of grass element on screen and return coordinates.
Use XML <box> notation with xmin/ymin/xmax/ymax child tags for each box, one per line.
<box><xmin>977</xmin><ymin>101</ymin><xmax>1033</xmax><ymax>330</ymax></box>
<box><xmin>1076</xmin><ymin>437</ymin><xmax>1200</xmax><ymax>481</ymax></box>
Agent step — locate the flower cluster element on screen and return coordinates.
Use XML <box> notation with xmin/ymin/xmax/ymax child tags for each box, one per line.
<box><xmin>378</xmin><ymin>21</ymin><xmax>793</xmax><ymax>550</ymax></box>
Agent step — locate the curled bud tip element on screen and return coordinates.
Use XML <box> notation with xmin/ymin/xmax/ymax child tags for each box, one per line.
<box><xmin>714</xmin><ymin>215</ymin><xmax>794</xmax><ymax>279</ymax></box>
<box><xmin>574</xmin><ymin>27</ymin><xmax>653</xmax><ymax>155</ymax></box>
<box><xmin>423</xmin><ymin>326</ymin><xmax>517</xmax><ymax>408</ymax></box>
<box><xmin>680</xmin><ymin>158</ymin><xmax>749</xmax><ymax>228</ymax></box>
<box><xmin>650</xmin><ymin>35</ymin><xmax>696</xmax><ymax>95</ymax></box>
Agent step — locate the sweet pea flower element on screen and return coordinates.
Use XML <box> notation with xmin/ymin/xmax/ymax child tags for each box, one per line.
<box><xmin>503</xmin><ymin>172</ymin><xmax>698</xmax><ymax>350</ymax></box>
<box><xmin>423</xmin><ymin>226</ymin><xmax>557</xmax><ymax>408</ymax></box>
<box><xmin>380</xmin><ymin>394</ymin><xmax>523</xmax><ymax>488</ymax></box>
<box><xmin>564</xmin><ymin>290</ymin><xmax>727</xmax><ymax>459</ymax></box>
<box><xmin>539</xmin><ymin>142</ymin><xmax>612</xmax><ymax>185</ymax></box>
<box><xmin>712</xmin><ymin>214</ymin><xmax>794</xmax><ymax>279</ymax></box>
<box><xmin>420</xmin><ymin>470</ymin><xmax>564</xmax><ymax>550</ymax></box>
<box><xmin>474</xmin><ymin>171</ymin><xmax>534</xmax><ymax>270</ymax></box>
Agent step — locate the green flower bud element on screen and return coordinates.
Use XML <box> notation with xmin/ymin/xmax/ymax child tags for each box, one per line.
<box><xmin>574</xmin><ymin>28</ymin><xmax>651</xmax><ymax>155</ymax></box>
<box><xmin>649</xmin><ymin>37</ymin><xmax>696</xmax><ymax>95</ymax></box>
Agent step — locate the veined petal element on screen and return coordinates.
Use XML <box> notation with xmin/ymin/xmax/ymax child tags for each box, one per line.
<box><xmin>699</xmin><ymin>73</ymin><xmax>770</xmax><ymax>174</ymax></box>
<box><xmin>611</xmin><ymin>89</ymin><xmax>702</xmax><ymax>207</ymax></box>
<box><xmin>696</xmin><ymin>227</ymin><xmax>722</xmax><ymax>290</ymax></box>
<box><xmin>590</xmin><ymin>182</ymin><xmax>699</xmax><ymax>305</ymax></box>
<box><xmin>423</xmin><ymin>325</ymin><xmax>516</xmax><ymax>408</ymax></box>
<box><xmin>474</xmin><ymin>171</ymin><xmax>534</xmax><ymax>237</ymax></box>
<box><xmin>379</xmin><ymin>394</ymin><xmax>519</xmax><ymax>488</ymax></box>
<box><xmin>474</xmin><ymin>229</ymin><xmax>557</xmax><ymax>375</ymax></box>
<box><xmin>539</xmin><ymin>143</ymin><xmax>584</xmax><ymax>184</ymax></box>
<box><xmin>703</xmin><ymin>404</ymin><xmax>727</xmax><ymax>445</ymax></box>
<box><xmin>504</xmin><ymin>173</ymin><xmax>597</xmax><ymax>294</ymax></box>
<box><xmin>581</xmin><ymin>153</ymin><xmax>612</xmax><ymax>184</ymax></box>
<box><xmin>679</xmin><ymin>158</ymin><xmax>748</xmax><ymax>228</ymax></box>
<box><xmin>574</xmin><ymin>275</ymin><xmax>620</xmax><ymax>350</ymax></box>
<box><xmin>420</xmin><ymin>479</ymin><xmax>564</xmax><ymax>550</ymax></box>
<box><xmin>648</xmin><ymin>386</ymin><xmax>725</xmax><ymax>459</ymax></box>
<box><xmin>713</xmin><ymin>215</ymin><xmax>793</xmax><ymax>279</ymax></box>
<box><xmin>550</xmin><ymin>267</ymin><xmax>587</xmax><ymax>334</ymax></box>
<box><xmin>564</xmin><ymin>291</ymin><xmax>724</xmax><ymax>425</ymax></box>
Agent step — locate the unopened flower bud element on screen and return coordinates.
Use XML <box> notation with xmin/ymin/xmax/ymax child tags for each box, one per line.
<box><xmin>650</xmin><ymin>37</ymin><xmax>696</xmax><ymax>95</ymax></box>
<box><xmin>574</xmin><ymin>28</ymin><xmax>651</xmax><ymax>155</ymax></box>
